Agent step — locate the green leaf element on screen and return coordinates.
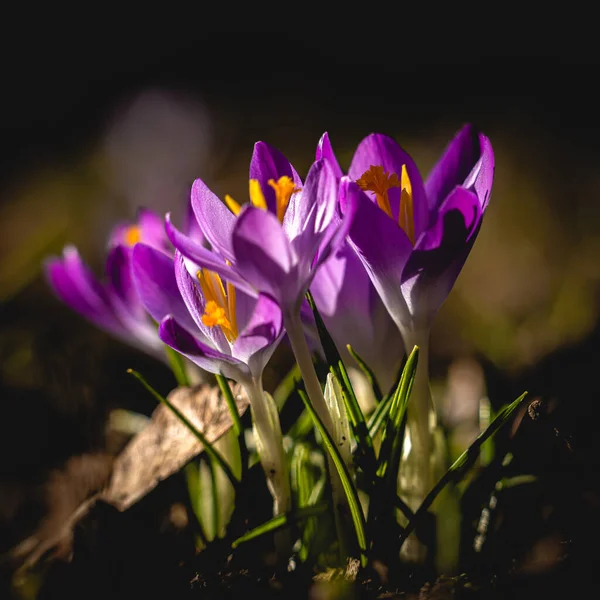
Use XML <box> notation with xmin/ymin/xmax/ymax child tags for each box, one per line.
<box><xmin>216</xmin><ymin>374</ymin><xmax>248</xmax><ymax>478</ymax></box>
<box><xmin>231</xmin><ymin>504</ymin><xmax>328</xmax><ymax>548</ymax></box>
<box><xmin>346</xmin><ymin>344</ymin><xmax>383</xmax><ymax>402</ymax></box>
<box><xmin>298</xmin><ymin>388</ymin><xmax>369</xmax><ymax>567</ymax></box>
<box><xmin>127</xmin><ymin>369</ymin><xmax>240</xmax><ymax>489</ymax></box>
<box><xmin>305</xmin><ymin>290</ymin><xmax>376</xmax><ymax>471</ymax></box>
<box><xmin>399</xmin><ymin>391</ymin><xmax>529</xmax><ymax>550</ymax></box>
<box><xmin>367</xmin><ymin>393</ymin><xmax>393</xmax><ymax>439</ymax></box>
<box><xmin>273</xmin><ymin>362</ymin><xmax>302</xmax><ymax>410</ymax></box>
<box><xmin>376</xmin><ymin>346</ymin><xmax>419</xmax><ymax>483</ymax></box>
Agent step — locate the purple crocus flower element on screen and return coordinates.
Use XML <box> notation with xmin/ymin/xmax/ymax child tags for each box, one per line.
<box><xmin>163</xmin><ymin>140</ymin><xmax>356</xmax><ymax>436</ymax></box>
<box><xmin>45</xmin><ymin>205</ymin><xmax>205</xmax><ymax>358</ymax></box>
<box><xmin>131</xmin><ymin>244</ymin><xmax>284</xmax><ymax>385</ymax></box>
<box><xmin>163</xmin><ymin>141</ymin><xmax>355</xmax><ymax>315</ymax></box>
<box><xmin>322</xmin><ymin>124</ymin><xmax>494</xmax><ymax>336</ymax></box>
<box><xmin>45</xmin><ymin>208</ymin><xmax>172</xmax><ymax>356</ymax></box>
<box><xmin>131</xmin><ymin>243</ymin><xmax>291</xmax><ymax>515</ymax></box>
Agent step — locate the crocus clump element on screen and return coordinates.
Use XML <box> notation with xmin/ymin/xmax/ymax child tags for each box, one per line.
<box><xmin>43</xmin><ymin>123</ymin><xmax>498</xmax><ymax>578</ymax></box>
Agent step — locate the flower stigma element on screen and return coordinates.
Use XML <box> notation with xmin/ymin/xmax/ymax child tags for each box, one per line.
<box><xmin>197</xmin><ymin>269</ymin><xmax>238</xmax><ymax>342</ymax></box>
<box><xmin>224</xmin><ymin>176</ymin><xmax>301</xmax><ymax>223</ymax></box>
<box><xmin>356</xmin><ymin>164</ymin><xmax>415</xmax><ymax>244</ymax></box>
<box><xmin>124</xmin><ymin>225</ymin><xmax>141</xmax><ymax>246</ymax></box>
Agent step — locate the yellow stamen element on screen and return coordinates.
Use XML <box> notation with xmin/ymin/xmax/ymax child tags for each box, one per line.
<box><xmin>197</xmin><ymin>269</ymin><xmax>238</xmax><ymax>342</ymax></box>
<box><xmin>357</xmin><ymin>164</ymin><xmax>415</xmax><ymax>245</ymax></box>
<box><xmin>268</xmin><ymin>176</ymin><xmax>301</xmax><ymax>223</ymax></box>
<box><xmin>224</xmin><ymin>176</ymin><xmax>301</xmax><ymax>222</ymax></box>
<box><xmin>249</xmin><ymin>179</ymin><xmax>267</xmax><ymax>210</ymax></box>
<box><xmin>399</xmin><ymin>165</ymin><xmax>415</xmax><ymax>245</ymax></box>
<box><xmin>124</xmin><ymin>225</ymin><xmax>141</xmax><ymax>246</ymax></box>
<box><xmin>224</xmin><ymin>194</ymin><xmax>242</xmax><ymax>216</ymax></box>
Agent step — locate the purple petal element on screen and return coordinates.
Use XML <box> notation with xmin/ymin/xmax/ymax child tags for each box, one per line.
<box><xmin>191</xmin><ymin>178</ymin><xmax>236</xmax><ymax>261</ymax></box>
<box><xmin>165</xmin><ymin>213</ymin><xmax>257</xmax><ymax>297</ymax></box>
<box><xmin>425</xmin><ymin>125</ymin><xmax>495</xmax><ymax>212</ymax></box>
<box><xmin>286</xmin><ymin>159</ymin><xmax>337</xmax><ymax>263</ymax></box>
<box><xmin>184</xmin><ymin>191</ymin><xmax>206</xmax><ymax>245</ymax></box>
<box><xmin>341</xmin><ymin>179</ymin><xmax>413</xmax><ymax>330</ymax></box>
<box><xmin>45</xmin><ymin>247</ymin><xmax>121</xmax><ymax>333</ymax></box>
<box><xmin>173</xmin><ymin>251</ymin><xmax>229</xmax><ymax>353</ymax></box>
<box><xmin>316</xmin><ymin>132</ymin><xmax>343</xmax><ymax>179</ymax></box>
<box><xmin>467</xmin><ymin>132</ymin><xmax>494</xmax><ymax>211</ymax></box>
<box><xmin>401</xmin><ymin>186</ymin><xmax>482</xmax><ymax>323</ymax></box>
<box><xmin>348</xmin><ymin>133</ymin><xmax>429</xmax><ymax>238</ymax></box>
<box><xmin>138</xmin><ymin>208</ymin><xmax>169</xmax><ymax>251</ymax></box>
<box><xmin>231</xmin><ymin>206</ymin><xmax>296</xmax><ymax>306</ymax></box>
<box><xmin>233</xmin><ymin>293</ymin><xmax>283</xmax><ymax>378</ymax></box>
<box><xmin>159</xmin><ymin>316</ymin><xmax>248</xmax><ymax>381</ymax></box>
<box><xmin>131</xmin><ymin>243</ymin><xmax>198</xmax><ymax>334</ymax></box>
<box><xmin>249</xmin><ymin>141</ymin><xmax>302</xmax><ymax>215</ymax></box>
<box><xmin>106</xmin><ymin>245</ymin><xmax>146</xmax><ymax>321</ymax></box>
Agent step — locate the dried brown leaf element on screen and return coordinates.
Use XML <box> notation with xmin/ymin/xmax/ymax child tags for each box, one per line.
<box><xmin>101</xmin><ymin>381</ymin><xmax>248</xmax><ymax>511</ymax></box>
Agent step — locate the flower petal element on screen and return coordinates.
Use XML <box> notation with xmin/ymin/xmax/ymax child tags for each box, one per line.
<box><xmin>348</xmin><ymin>133</ymin><xmax>429</xmax><ymax>238</ymax></box>
<box><xmin>106</xmin><ymin>245</ymin><xmax>145</xmax><ymax>321</ymax></box>
<box><xmin>287</xmin><ymin>159</ymin><xmax>337</xmax><ymax>264</ymax></box>
<box><xmin>231</xmin><ymin>206</ymin><xmax>296</xmax><ymax>305</ymax></box>
<box><xmin>159</xmin><ymin>316</ymin><xmax>248</xmax><ymax>381</ymax></box>
<box><xmin>165</xmin><ymin>213</ymin><xmax>257</xmax><ymax>297</ymax></box>
<box><xmin>425</xmin><ymin>124</ymin><xmax>495</xmax><ymax>212</ymax></box>
<box><xmin>316</xmin><ymin>132</ymin><xmax>343</xmax><ymax>179</ymax></box>
<box><xmin>249</xmin><ymin>141</ymin><xmax>302</xmax><ymax>215</ymax></box>
<box><xmin>184</xmin><ymin>192</ymin><xmax>206</xmax><ymax>244</ymax></box>
<box><xmin>138</xmin><ymin>208</ymin><xmax>170</xmax><ymax>251</ymax></box>
<box><xmin>341</xmin><ymin>179</ymin><xmax>413</xmax><ymax>330</ymax></box>
<box><xmin>401</xmin><ymin>186</ymin><xmax>482</xmax><ymax>323</ymax></box>
<box><xmin>131</xmin><ymin>243</ymin><xmax>197</xmax><ymax>334</ymax></box>
<box><xmin>45</xmin><ymin>247</ymin><xmax>121</xmax><ymax>333</ymax></box>
<box><xmin>233</xmin><ymin>293</ymin><xmax>283</xmax><ymax>378</ymax></box>
<box><xmin>173</xmin><ymin>251</ymin><xmax>229</xmax><ymax>353</ymax></box>
<box><xmin>191</xmin><ymin>178</ymin><xmax>236</xmax><ymax>261</ymax></box>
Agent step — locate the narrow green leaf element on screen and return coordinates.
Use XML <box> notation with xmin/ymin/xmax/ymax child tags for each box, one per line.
<box><xmin>298</xmin><ymin>388</ymin><xmax>369</xmax><ymax>567</ymax></box>
<box><xmin>184</xmin><ymin>461</ymin><xmax>209</xmax><ymax>547</ymax></box>
<box><xmin>376</xmin><ymin>346</ymin><xmax>419</xmax><ymax>484</ymax></box>
<box><xmin>399</xmin><ymin>391</ymin><xmax>529</xmax><ymax>550</ymax></box>
<box><xmin>231</xmin><ymin>504</ymin><xmax>328</xmax><ymax>548</ymax></box>
<box><xmin>127</xmin><ymin>369</ymin><xmax>240</xmax><ymax>489</ymax></box>
<box><xmin>216</xmin><ymin>374</ymin><xmax>248</xmax><ymax>478</ymax></box>
<box><xmin>305</xmin><ymin>290</ymin><xmax>376</xmax><ymax>470</ymax></box>
<box><xmin>346</xmin><ymin>344</ymin><xmax>383</xmax><ymax>402</ymax></box>
<box><xmin>367</xmin><ymin>393</ymin><xmax>393</xmax><ymax>439</ymax></box>
<box><xmin>164</xmin><ymin>346</ymin><xmax>191</xmax><ymax>387</ymax></box>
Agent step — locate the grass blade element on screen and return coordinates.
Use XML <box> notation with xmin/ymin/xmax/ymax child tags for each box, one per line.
<box><xmin>216</xmin><ymin>374</ymin><xmax>248</xmax><ymax>478</ymax></box>
<box><xmin>346</xmin><ymin>344</ymin><xmax>383</xmax><ymax>402</ymax></box>
<box><xmin>231</xmin><ymin>504</ymin><xmax>328</xmax><ymax>548</ymax></box>
<box><xmin>399</xmin><ymin>391</ymin><xmax>529</xmax><ymax>550</ymax></box>
<box><xmin>127</xmin><ymin>368</ymin><xmax>240</xmax><ymax>489</ymax></box>
<box><xmin>298</xmin><ymin>388</ymin><xmax>369</xmax><ymax>566</ymax></box>
<box><xmin>376</xmin><ymin>346</ymin><xmax>419</xmax><ymax>484</ymax></box>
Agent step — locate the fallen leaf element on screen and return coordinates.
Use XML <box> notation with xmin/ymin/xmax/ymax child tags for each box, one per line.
<box><xmin>101</xmin><ymin>381</ymin><xmax>248</xmax><ymax>511</ymax></box>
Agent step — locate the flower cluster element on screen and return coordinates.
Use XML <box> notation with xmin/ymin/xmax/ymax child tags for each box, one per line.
<box><xmin>45</xmin><ymin>124</ymin><xmax>494</xmax><ymax>570</ymax></box>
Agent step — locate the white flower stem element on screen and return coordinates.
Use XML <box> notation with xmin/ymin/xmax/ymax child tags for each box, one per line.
<box><xmin>242</xmin><ymin>377</ymin><xmax>291</xmax><ymax>516</ymax></box>
<box><xmin>399</xmin><ymin>328</ymin><xmax>460</xmax><ymax>572</ymax></box>
<box><xmin>284</xmin><ymin>310</ymin><xmax>351</xmax><ymax>562</ymax></box>
<box><xmin>402</xmin><ymin>329</ymin><xmax>434</xmax><ymax>495</ymax></box>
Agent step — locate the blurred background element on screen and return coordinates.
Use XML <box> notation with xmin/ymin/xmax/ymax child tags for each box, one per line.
<box><xmin>2</xmin><ymin>21</ymin><xmax>600</xmax><ymax>598</ymax></box>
